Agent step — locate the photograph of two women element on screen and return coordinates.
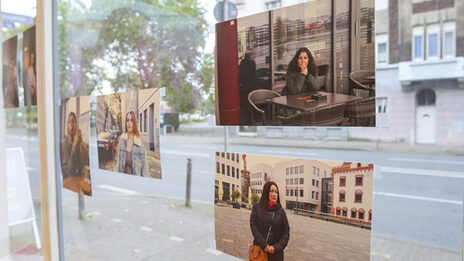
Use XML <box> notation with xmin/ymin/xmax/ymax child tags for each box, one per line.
<box><xmin>59</xmin><ymin>88</ymin><xmax>162</xmax><ymax>196</ymax></box>
<box><xmin>215</xmin><ymin>0</ymin><xmax>375</xmax><ymax>126</ymax></box>
<box><xmin>214</xmin><ymin>153</ymin><xmax>373</xmax><ymax>260</ymax></box>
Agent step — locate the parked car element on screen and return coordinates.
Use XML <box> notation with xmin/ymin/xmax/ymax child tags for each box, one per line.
<box><xmin>97</xmin><ymin>132</ymin><xmax>114</xmax><ymax>161</ymax></box>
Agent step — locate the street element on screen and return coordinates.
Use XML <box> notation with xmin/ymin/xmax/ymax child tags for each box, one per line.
<box><xmin>4</xmin><ymin>128</ymin><xmax>464</xmax><ymax>260</ymax></box>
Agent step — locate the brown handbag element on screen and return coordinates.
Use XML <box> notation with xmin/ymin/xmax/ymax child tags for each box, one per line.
<box><xmin>249</xmin><ymin>245</ymin><xmax>267</xmax><ymax>261</ymax></box>
<box><xmin>249</xmin><ymin>212</ymin><xmax>275</xmax><ymax>261</ymax></box>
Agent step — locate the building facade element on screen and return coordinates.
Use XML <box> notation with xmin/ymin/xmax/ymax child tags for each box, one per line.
<box><xmin>331</xmin><ymin>162</ymin><xmax>373</xmax><ymax>225</ymax></box>
<box><xmin>321</xmin><ymin>177</ymin><xmax>332</xmax><ymax>214</ymax></box>
<box><xmin>249</xmin><ymin>162</ymin><xmax>274</xmax><ymax>196</ymax></box>
<box><xmin>274</xmin><ymin>159</ymin><xmax>332</xmax><ymax>211</ymax></box>
<box><xmin>215</xmin><ymin>152</ymin><xmax>242</xmax><ymax>201</ymax></box>
<box><xmin>350</xmin><ymin>0</ymin><xmax>464</xmax><ymax>147</ymax></box>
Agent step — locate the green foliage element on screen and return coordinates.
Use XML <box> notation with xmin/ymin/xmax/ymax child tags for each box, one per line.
<box><xmin>3</xmin><ymin>24</ymin><xmax>34</xmax><ymax>41</ymax></box>
<box><xmin>241</xmin><ymin>194</ymin><xmax>248</xmax><ymax>203</ymax></box>
<box><xmin>251</xmin><ymin>193</ymin><xmax>260</xmax><ymax>204</ymax></box>
<box><xmin>57</xmin><ymin>0</ymin><xmax>212</xmax><ymax>115</ymax></box>
<box><xmin>231</xmin><ymin>190</ymin><xmax>241</xmax><ymax>202</ymax></box>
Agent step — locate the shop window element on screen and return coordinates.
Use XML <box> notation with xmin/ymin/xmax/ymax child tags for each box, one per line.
<box><xmin>355</xmin><ymin>190</ymin><xmax>363</xmax><ymax>203</ymax></box>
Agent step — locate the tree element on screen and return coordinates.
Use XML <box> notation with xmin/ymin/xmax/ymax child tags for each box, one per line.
<box><xmin>57</xmin><ymin>0</ymin><xmax>212</xmax><ymax>115</ymax></box>
<box><xmin>231</xmin><ymin>190</ymin><xmax>241</xmax><ymax>202</ymax></box>
<box><xmin>251</xmin><ymin>193</ymin><xmax>260</xmax><ymax>204</ymax></box>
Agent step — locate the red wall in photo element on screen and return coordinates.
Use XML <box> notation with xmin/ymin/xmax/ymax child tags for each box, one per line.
<box><xmin>216</xmin><ymin>19</ymin><xmax>240</xmax><ymax>125</ymax></box>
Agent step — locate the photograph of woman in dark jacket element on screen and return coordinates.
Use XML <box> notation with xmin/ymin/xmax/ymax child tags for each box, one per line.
<box><xmin>250</xmin><ymin>181</ymin><xmax>290</xmax><ymax>261</ymax></box>
<box><xmin>281</xmin><ymin>47</ymin><xmax>319</xmax><ymax>95</ymax></box>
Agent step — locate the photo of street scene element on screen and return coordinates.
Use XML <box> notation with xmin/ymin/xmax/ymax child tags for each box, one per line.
<box><xmin>96</xmin><ymin>88</ymin><xmax>161</xmax><ymax>179</ymax></box>
<box><xmin>59</xmin><ymin>96</ymin><xmax>92</xmax><ymax>196</ymax></box>
<box><xmin>2</xmin><ymin>36</ymin><xmax>19</xmax><ymax>108</ymax></box>
<box><xmin>215</xmin><ymin>153</ymin><xmax>373</xmax><ymax>260</ymax></box>
<box><xmin>215</xmin><ymin>0</ymin><xmax>375</xmax><ymax>126</ymax></box>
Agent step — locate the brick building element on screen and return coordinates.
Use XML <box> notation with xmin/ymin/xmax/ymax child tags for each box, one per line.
<box><xmin>331</xmin><ymin>162</ymin><xmax>373</xmax><ymax>226</ymax></box>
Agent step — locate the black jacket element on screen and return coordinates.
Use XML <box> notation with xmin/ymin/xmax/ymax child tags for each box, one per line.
<box><xmin>250</xmin><ymin>203</ymin><xmax>290</xmax><ymax>261</ymax></box>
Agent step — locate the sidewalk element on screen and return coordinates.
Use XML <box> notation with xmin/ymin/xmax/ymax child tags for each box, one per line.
<box><xmin>60</xmin><ymin>190</ymin><xmax>238</xmax><ymax>261</ymax></box>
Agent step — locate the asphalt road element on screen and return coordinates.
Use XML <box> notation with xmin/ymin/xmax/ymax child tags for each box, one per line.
<box><xmin>4</xmin><ymin>128</ymin><xmax>464</xmax><ymax>259</ymax></box>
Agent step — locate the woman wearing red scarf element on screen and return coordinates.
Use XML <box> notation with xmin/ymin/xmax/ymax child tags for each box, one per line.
<box><xmin>250</xmin><ymin>181</ymin><xmax>290</xmax><ymax>261</ymax></box>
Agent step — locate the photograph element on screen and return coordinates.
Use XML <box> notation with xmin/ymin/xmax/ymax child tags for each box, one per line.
<box><xmin>215</xmin><ymin>0</ymin><xmax>375</xmax><ymax>126</ymax></box>
<box><xmin>2</xmin><ymin>36</ymin><xmax>19</xmax><ymax>108</ymax></box>
<box><xmin>96</xmin><ymin>88</ymin><xmax>162</xmax><ymax>179</ymax></box>
<box><xmin>23</xmin><ymin>26</ymin><xmax>37</xmax><ymax>106</ymax></box>
<box><xmin>215</xmin><ymin>153</ymin><xmax>373</xmax><ymax>260</ymax></box>
<box><xmin>59</xmin><ymin>96</ymin><xmax>92</xmax><ymax>196</ymax></box>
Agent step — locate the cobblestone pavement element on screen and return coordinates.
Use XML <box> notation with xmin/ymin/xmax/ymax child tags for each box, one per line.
<box><xmin>215</xmin><ymin>205</ymin><xmax>371</xmax><ymax>261</ymax></box>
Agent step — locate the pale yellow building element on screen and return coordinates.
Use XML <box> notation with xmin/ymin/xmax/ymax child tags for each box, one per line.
<box><xmin>331</xmin><ymin>162</ymin><xmax>373</xmax><ymax>225</ymax></box>
<box><xmin>249</xmin><ymin>163</ymin><xmax>273</xmax><ymax>197</ymax></box>
<box><xmin>215</xmin><ymin>152</ymin><xmax>241</xmax><ymax>201</ymax></box>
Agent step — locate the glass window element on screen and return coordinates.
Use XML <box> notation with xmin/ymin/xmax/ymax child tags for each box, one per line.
<box><xmin>339</xmin><ymin>191</ymin><xmax>345</xmax><ymax>202</ymax></box>
<box><xmin>300</xmin><ymin>190</ymin><xmax>303</xmax><ymax>197</ymax></box>
<box><xmin>294</xmin><ymin>178</ymin><xmax>298</xmax><ymax>185</ymax></box>
<box><xmin>356</xmin><ymin>175</ymin><xmax>363</xmax><ymax>185</ymax></box>
<box><xmin>413</xmin><ymin>26</ymin><xmax>424</xmax><ymax>60</ymax></box>
<box><xmin>216</xmin><ymin>162</ymin><xmax>220</xmax><ymax>173</ymax></box>
<box><xmin>426</xmin><ymin>24</ymin><xmax>440</xmax><ymax>60</ymax></box>
<box><xmin>222</xmin><ymin>164</ymin><xmax>225</xmax><ymax>174</ymax></box>
<box><xmin>377</xmin><ymin>97</ymin><xmax>387</xmax><ymax>113</ymax></box>
<box><xmin>300</xmin><ymin>165</ymin><xmax>304</xmax><ymax>173</ymax></box>
<box><xmin>443</xmin><ymin>22</ymin><xmax>456</xmax><ymax>58</ymax></box>
<box><xmin>300</xmin><ymin>178</ymin><xmax>304</xmax><ymax>184</ymax></box>
<box><xmin>340</xmin><ymin>176</ymin><xmax>346</xmax><ymax>186</ymax></box>
<box><xmin>355</xmin><ymin>191</ymin><xmax>363</xmax><ymax>203</ymax></box>
<box><xmin>227</xmin><ymin>166</ymin><xmax>230</xmax><ymax>176</ymax></box>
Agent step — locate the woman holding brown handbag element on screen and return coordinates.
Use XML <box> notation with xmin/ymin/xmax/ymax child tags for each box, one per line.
<box><xmin>250</xmin><ymin>181</ymin><xmax>290</xmax><ymax>261</ymax></box>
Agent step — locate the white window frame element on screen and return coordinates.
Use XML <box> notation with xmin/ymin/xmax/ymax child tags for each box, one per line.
<box><xmin>412</xmin><ymin>26</ymin><xmax>424</xmax><ymax>61</ymax></box>
<box><xmin>376</xmin><ymin>97</ymin><xmax>387</xmax><ymax>113</ymax></box>
<box><xmin>426</xmin><ymin>24</ymin><xmax>440</xmax><ymax>60</ymax></box>
<box><xmin>442</xmin><ymin>21</ymin><xmax>456</xmax><ymax>59</ymax></box>
<box><xmin>376</xmin><ymin>34</ymin><xmax>388</xmax><ymax>65</ymax></box>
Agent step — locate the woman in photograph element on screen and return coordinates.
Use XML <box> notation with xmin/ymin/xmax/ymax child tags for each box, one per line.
<box><xmin>281</xmin><ymin>47</ymin><xmax>319</xmax><ymax>95</ymax></box>
<box><xmin>4</xmin><ymin>58</ymin><xmax>19</xmax><ymax>108</ymax></box>
<box><xmin>27</xmin><ymin>51</ymin><xmax>37</xmax><ymax>105</ymax></box>
<box><xmin>117</xmin><ymin>111</ymin><xmax>149</xmax><ymax>176</ymax></box>
<box><xmin>250</xmin><ymin>181</ymin><xmax>290</xmax><ymax>261</ymax></box>
<box><xmin>61</xmin><ymin>112</ymin><xmax>83</xmax><ymax>178</ymax></box>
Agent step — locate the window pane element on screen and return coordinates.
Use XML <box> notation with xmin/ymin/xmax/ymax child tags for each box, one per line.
<box><xmin>444</xmin><ymin>32</ymin><xmax>454</xmax><ymax>57</ymax></box>
<box><xmin>428</xmin><ymin>33</ymin><xmax>438</xmax><ymax>57</ymax></box>
<box><xmin>414</xmin><ymin>36</ymin><xmax>422</xmax><ymax>59</ymax></box>
<box><xmin>378</xmin><ymin>43</ymin><xmax>387</xmax><ymax>63</ymax></box>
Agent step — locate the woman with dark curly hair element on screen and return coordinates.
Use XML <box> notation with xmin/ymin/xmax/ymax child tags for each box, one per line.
<box><xmin>250</xmin><ymin>181</ymin><xmax>290</xmax><ymax>261</ymax></box>
<box><xmin>281</xmin><ymin>47</ymin><xmax>319</xmax><ymax>95</ymax></box>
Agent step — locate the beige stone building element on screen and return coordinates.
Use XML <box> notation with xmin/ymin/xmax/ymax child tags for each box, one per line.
<box><xmin>215</xmin><ymin>152</ymin><xmax>241</xmax><ymax>201</ymax></box>
<box><xmin>274</xmin><ymin>159</ymin><xmax>332</xmax><ymax>212</ymax></box>
<box><xmin>249</xmin><ymin>163</ymin><xmax>273</xmax><ymax>197</ymax></box>
<box><xmin>331</xmin><ymin>162</ymin><xmax>373</xmax><ymax>225</ymax></box>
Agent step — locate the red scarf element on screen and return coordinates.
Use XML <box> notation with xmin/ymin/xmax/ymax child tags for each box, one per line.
<box><xmin>268</xmin><ymin>201</ymin><xmax>277</xmax><ymax>207</ymax></box>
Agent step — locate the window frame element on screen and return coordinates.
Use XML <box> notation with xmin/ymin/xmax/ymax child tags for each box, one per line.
<box><xmin>339</xmin><ymin>190</ymin><xmax>346</xmax><ymax>202</ymax></box>
<box><xmin>443</xmin><ymin>21</ymin><xmax>456</xmax><ymax>59</ymax></box>
<box><xmin>376</xmin><ymin>34</ymin><xmax>388</xmax><ymax>64</ymax></box>
<box><xmin>426</xmin><ymin>24</ymin><xmax>440</xmax><ymax>60</ymax></box>
<box><xmin>354</xmin><ymin>190</ymin><xmax>363</xmax><ymax>203</ymax></box>
<box><xmin>412</xmin><ymin>26</ymin><xmax>424</xmax><ymax>61</ymax></box>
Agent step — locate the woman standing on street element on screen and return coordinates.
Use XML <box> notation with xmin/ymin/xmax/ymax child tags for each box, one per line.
<box><xmin>250</xmin><ymin>181</ymin><xmax>290</xmax><ymax>261</ymax></box>
<box><xmin>117</xmin><ymin>111</ymin><xmax>149</xmax><ymax>176</ymax></box>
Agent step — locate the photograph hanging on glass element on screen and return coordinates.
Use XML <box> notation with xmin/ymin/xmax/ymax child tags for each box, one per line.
<box><xmin>96</xmin><ymin>88</ymin><xmax>162</xmax><ymax>179</ymax></box>
<box><xmin>2</xmin><ymin>36</ymin><xmax>19</xmax><ymax>108</ymax></box>
<box><xmin>215</xmin><ymin>0</ymin><xmax>375</xmax><ymax>126</ymax></box>
<box><xmin>59</xmin><ymin>96</ymin><xmax>92</xmax><ymax>196</ymax></box>
<box><xmin>22</xmin><ymin>26</ymin><xmax>37</xmax><ymax>106</ymax></box>
<box><xmin>214</xmin><ymin>152</ymin><xmax>373</xmax><ymax>260</ymax></box>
